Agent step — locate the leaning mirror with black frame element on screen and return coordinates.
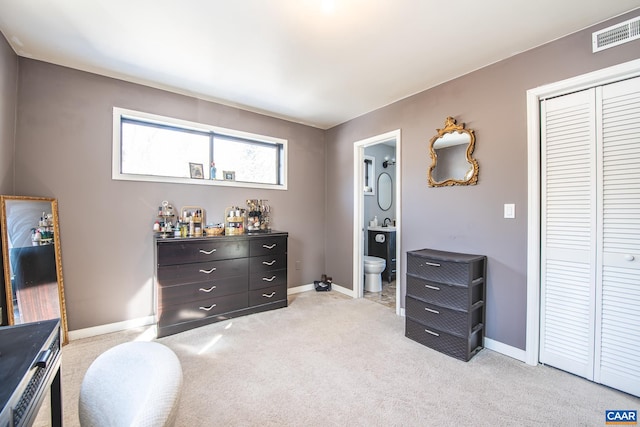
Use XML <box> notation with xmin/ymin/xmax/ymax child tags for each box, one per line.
<box><xmin>427</xmin><ymin>116</ymin><xmax>478</xmax><ymax>187</ymax></box>
<box><xmin>0</xmin><ymin>195</ymin><xmax>69</xmax><ymax>344</ymax></box>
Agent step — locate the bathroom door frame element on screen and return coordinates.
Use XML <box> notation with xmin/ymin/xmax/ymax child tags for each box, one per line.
<box><xmin>353</xmin><ymin>129</ymin><xmax>402</xmax><ymax>316</ymax></box>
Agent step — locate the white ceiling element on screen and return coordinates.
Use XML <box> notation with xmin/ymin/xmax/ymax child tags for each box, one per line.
<box><xmin>1</xmin><ymin>1</ymin><xmax>639</xmax><ymax>129</ymax></box>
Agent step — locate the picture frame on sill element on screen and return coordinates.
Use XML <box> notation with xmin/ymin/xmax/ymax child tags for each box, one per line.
<box><xmin>223</xmin><ymin>171</ymin><xmax>236</xmax><ymax>181</ymax></box>
<box><xmin>189</xmin><ymin>162</ymin><xmax>204</xmax><ymax>179</ymax></box>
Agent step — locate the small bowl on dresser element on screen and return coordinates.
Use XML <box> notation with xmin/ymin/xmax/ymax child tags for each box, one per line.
<box><xmin>205</xmin><ymin>226</ymin><xmax>224</xmax><ymax>236</ymax></box>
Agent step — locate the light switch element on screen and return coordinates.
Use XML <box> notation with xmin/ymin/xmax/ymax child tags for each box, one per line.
<box><xmin>504</xmin><ymin>203</ymin><xmax>515</xmax><ymax>219</ymax></box>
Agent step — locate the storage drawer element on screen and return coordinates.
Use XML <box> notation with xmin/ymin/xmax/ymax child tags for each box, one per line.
<box><xmin>405</xmin><ymin>296</ymin><xmax>483</xmax><ymax>337</ymax></box>
<box><xmin>249</xmin><ymin>268</ymin><xmax>287</xmax><ymax>291</ymax></box>
<box><xmin>158</xmin><ymin>275</ymin><xmax>248</xmax><ymax>307</ymax></box>
<box><xmin>405</xmin><ymin>318</ymin><xmax>483</xmax><ymax>362</ymax></box>
<box><xmin>158</xmin><ymin>292</ymin><xmax>248</xmax><ymax>327</ymax></box>
<box><xmin>250</xmin><ymin>236</ymin><xmax>287</xmax><ymax>257</ymax></box>
<box><xmin>157</xmin><ymin>239</ymin><xmax>248</xmax><ymax>265</ymax></box>
<box><xmin>249</xmin><ymin>284</ymin><xmax>287</xmax><ymax>306</ymax></box>
<box><xmin>249</xmin><ymin>252</ymin><xmax>287</xmax><ymax>274</ymax></box>
<box><xmin>406</xmin><ymin>274</ymin><xmax>476</xmax><ymax>311</ymax></box>
<box><xmin>157</xmin><ymin>258</ymin><xmax>248</xmax><ymax>286</ymax></box>
<box><xmin>407</xmin><ymin>254</ymin><xmax>476</xmax><ymax>286</ymax></box>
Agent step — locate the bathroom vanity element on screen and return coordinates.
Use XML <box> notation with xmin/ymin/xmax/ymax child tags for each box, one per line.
<box><xmin>405</xmin><ymin>248</ymin><xmax>486</xmax><ymax>361</ymax></box>
<box><xmin>367</xmin><ymin>228</ymin><xmax>396</xmax><ymax>283</ymax></box>
<box><xmin>154</xmin><ymin>232</ymin><xmax>288</xmax><ymax>337</ymax></box>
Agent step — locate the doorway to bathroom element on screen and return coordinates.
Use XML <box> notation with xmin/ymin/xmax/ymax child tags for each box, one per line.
<box><xmin>352</xmin><ymin>130</ymin><xmax>402</xmax><ymax>316</ymax></box>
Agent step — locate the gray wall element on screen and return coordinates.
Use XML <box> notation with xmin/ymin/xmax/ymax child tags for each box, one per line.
<box><xmin>14</xmin><ymin>60</ymin><xmax>326</xmax><ymax>331</ymax></box>
<box><xmin>3</xmin><ymin>9</ymin><xmax>640</xmax><ymax>347</ymax></box>
<box><xmin>0</xmin><ymin>34</ymin><xmax>17</xmax><ymax>194</ymax></box>
<box><xmin>364</xmin><ymin>144</ymin><xmax>396</xmax><ymax>226</ymax></box>
<box><xmin>324</xmin><ymin>10</ymin><xmax>640</xmax><ymax>350</ymax></box>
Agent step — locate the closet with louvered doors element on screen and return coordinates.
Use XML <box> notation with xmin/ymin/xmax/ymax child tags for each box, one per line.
<box><xmin>539</xmin><ymin>76</ymin><xmax>640</xmax><ymax>397</ymax></box>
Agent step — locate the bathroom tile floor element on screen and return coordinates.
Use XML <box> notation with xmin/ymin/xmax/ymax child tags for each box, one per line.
<box><xmin>364</xmin><ymin>280</ymin><xmax>396</xmax><ymax>309</ymax></box>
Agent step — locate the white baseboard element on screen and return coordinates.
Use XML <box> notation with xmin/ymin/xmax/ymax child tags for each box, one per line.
<box><xmin>287</xmin><ymin>283</ymin><xmax>315</xmax><ymax>294</ymax></box>
<box><xmin>69</xmin><ymin>315</ymin><xmax>155</xmax><ymax>341</ymax></box>
<box><xmin>69</xmin><ymin>285</ymin><xmax>409</xmax><ymax>341</ymax></box>
<box><xmin>484</xmin><ymin>337</ymin><xmax>527</xmax><ymax>362</ymax></box>
<box><xmin>70</xmin><ymin>286</ymin><xmax>346</xmax><ymax>340</ymax></box>
<box><xmin>288</xmin><ymin>283</ymin><xmax>354</xmax><ymax>297</ymax></box>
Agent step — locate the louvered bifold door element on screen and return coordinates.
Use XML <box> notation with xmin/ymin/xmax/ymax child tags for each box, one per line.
<box><xmin>540</xmin><ymin>89</ymin><xmax>598</xmax><ymax>379</ymax></box>
<box><xmin>595</xmin><ymin>77</ymin><xmax>640</xmax><ymax>397</ymax></box>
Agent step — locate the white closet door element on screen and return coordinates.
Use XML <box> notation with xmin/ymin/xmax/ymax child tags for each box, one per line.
<box><xmin>540</xmin><ymin>89</ymin><xmax>598</xmax><ymax>379</ymax></box>
<box><xmin>596</xmin><ymin>77</ymin><xmax>640</xmax><ymax>396</ymax></box>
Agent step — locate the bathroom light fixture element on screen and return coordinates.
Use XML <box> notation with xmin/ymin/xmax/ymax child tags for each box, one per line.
<box><xmin>382</xmin><ymin>156</ymin><xmax>396</xmax><ymax>168</ymax></box>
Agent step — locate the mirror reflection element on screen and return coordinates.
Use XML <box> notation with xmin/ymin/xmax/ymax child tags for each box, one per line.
<box><xmin>1</xmin><ymin>196</ymin><xmax>68</xmax><ymax>344</ymax></box>
<box><xmin>377</xmin><ymin>172</ymin><xmax>392</xmax><ymax>211</ymax></box>
<box><xmin>428</xmin><ymin>117</ymin><xmax>478</xmax><ymax>187</ymax></box>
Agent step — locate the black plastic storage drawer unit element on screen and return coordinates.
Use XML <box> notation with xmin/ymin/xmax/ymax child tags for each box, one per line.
<box><xmin>405</xmin><ymin>248</ymin><xmax>486</xmax><ymax>361</ymax></box>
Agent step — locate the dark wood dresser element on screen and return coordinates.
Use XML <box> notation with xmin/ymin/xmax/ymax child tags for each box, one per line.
<box><xmin>0</xmin><ymin>319</ymin><xmax>62</xmax><ymax>427</ymax></box>
<box><xmin>154</xmin><ymin>232</ymin><xmax>288</xmax><ymax>337</ymax></box>
<box><xmin>405</xmin><ymin>248</ymin><xmax>486</xmax><ymax>361</ymax></box>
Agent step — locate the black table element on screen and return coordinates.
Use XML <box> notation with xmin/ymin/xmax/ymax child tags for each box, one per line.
<box><xmin>0</xmin><ymin>319</ymin><xmax>62</xmax><ymax>427</ymax></box>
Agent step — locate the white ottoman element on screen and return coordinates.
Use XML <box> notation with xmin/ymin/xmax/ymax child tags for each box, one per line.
<box><xmin>79</xmin><ymin>341</ymin><xmax>183</xmax><ymax>427</ymax></box>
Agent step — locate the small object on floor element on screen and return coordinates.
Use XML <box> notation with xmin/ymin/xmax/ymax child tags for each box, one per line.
<box><xmin>79</xmin><ymin>341</ymin><xmax>183</xmax><ymax>427</ymax></box>
<box><xmin>315</xmin><ymin>274</ymin><xmax>332</xmax><ymax>291</ymax></box>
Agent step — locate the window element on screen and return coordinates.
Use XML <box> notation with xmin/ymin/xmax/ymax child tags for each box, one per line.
<box><xmin>113</xmin><ymin>107</ymin><xmax>287</xmax><ymax>190</ymax></box>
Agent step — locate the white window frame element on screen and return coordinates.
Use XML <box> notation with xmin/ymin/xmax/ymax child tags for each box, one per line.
<box><xmin>112</xmin><ymin>107</ymin><xmax>288</xmax><ymax>190</ymax></box>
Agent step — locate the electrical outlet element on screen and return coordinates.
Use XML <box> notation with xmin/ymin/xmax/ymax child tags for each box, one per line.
<box><xmin>295</xmin><ymin>260</ymin><xmax>301</xmax><ymax>270</ymax></box>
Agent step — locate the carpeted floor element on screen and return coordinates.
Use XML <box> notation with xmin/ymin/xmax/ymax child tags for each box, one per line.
<box><xmin>38</xmin><ymin>291</ymin><xmax>638</xmax><ymax>426</ymax></box>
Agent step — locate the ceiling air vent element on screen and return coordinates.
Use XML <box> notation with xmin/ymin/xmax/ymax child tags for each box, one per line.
<box><xmin>592</xmin><ymin>16</ymin><xmax>640</xmax><ymax>52</ymax></box>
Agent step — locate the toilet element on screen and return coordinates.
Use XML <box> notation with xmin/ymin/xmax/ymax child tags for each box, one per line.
<box><xmin>364</xmin><ymin>255</ymin><xmax>386</xmax><ymax>292</ymax></box>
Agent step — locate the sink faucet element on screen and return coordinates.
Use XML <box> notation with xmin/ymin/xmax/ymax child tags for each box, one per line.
<box><xmin>383</xmin><ymin>217</ymin><xmax>392</xmax><ymax>227</ymax></box>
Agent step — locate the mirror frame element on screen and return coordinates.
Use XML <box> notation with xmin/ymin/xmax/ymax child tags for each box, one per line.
<box><xmin>427</xmin><ymin>116</ymin><xmax>478</xmax><ymax>187</ymax></box>
<box><xmin>377</xmin><ymin>172</ymin><xmax>393</xmax><ymax>211</ymax></box>
<box><xmin>0</xmin><ymin>195</ymin><xmax>69</xmax><ymax>344</ymax></box>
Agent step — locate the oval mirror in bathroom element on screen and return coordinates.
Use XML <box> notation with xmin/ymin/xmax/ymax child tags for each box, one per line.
<box><xmin>377</xmin><ymin>172</ymin><xmax>392</xmax><ymax>211</ymax></box>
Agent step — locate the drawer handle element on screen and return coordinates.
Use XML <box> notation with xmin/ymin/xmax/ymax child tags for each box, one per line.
<box><xmin>424</xmin><ymin>329</ymin><xmax>440</xmax><ymax>337</ymax></box>
<box><xmin>425</xmin><ymin>307</ymin><xmax>440</xmax><ymax>314</ymax></box>
<box><xmin>199</xmin><ymin>248</ymin><xmax>217</xmax><ymax>255</ymax></box>
<box><xmin>262</xmin><ymin>276</ymin><xmax>277</xmax><ymax>282</ymax></box>
<box><xmin>425</xmin><ymin>261</ymin><xmax>440</xmax><ymax>267</ymax></box>
<box><xmin>425</xmin><ymin>284</ymin><xmax>440</xmax><ymax>291</ymax></box>
<box><xmin>262</xmin><ymin>292</ymin><xmax>276</xmax><ymax>298</ymax></box>
<box><xmin>199</xmin><ymin>268</ymin><xmax>217</xmax><ymax>274</ymax></box>
<box><xmin>262</xmin><ymin>244</ymin><xmax>277</xmax><ymax>249</ymax></box>
<box><xmin>199</xmin><ymin>304</ymin><xmax>217</xmax><ymax>311</ymax></box>
<box><xmin>199</xmin><ymin>286</ymin><xmax>217</xmax><ymax>292</ymax></box>
<box><xmin>262</xmin><ymin>260</ymin><xmax>277</xmax><ymax>266</ymax></box>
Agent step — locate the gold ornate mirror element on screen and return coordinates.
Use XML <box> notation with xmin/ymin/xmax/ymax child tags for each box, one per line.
<box><xmin>428</xmin><ymin>117</ymin><xmax>478</xmax><ymax>187</ymax></box>
<box><xmin>0</xmin><ymin>196</ymin><xmax>69</xmax><ymax>344</ymax></box>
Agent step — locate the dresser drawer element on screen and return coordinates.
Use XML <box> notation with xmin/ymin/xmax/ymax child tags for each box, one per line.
<box><xmin>249</xmin><ymin>284</ymin><xmax>287</xmax><ymax>306</ymax></box>
<box><xmin>250</xmin><ymin>252</ymin><xmax>287</xmax><ymax>274</ymax></box>
<box><xmin>250</xmin><ymin>268</ymin><xmax>287</xmax><ymax>290</ymax></box>
<box><xmin>157</xmin><ymin>239</ymin><xmax>249</xmax><ymax>265</ymax></box>
<box><xmin>405</xmin><ymin>296</ymin><xmax>483</xmax><ymax>337</ymax></box>
<box><xmin>157</xmin><ymin>258</ymin><xmax>248</xmax><ymax>286</ymax></box>
<box><xmin>407</xmin><ymin>274</ymin><xmax>476</xmax><ymax>311</ymax></box>
<box><xmin>406</xmin><ymin>255</ymin><xmax>470</xmax><ymax>286</ymax></box>
<box><xmin>158</xmin><ymin>275</ymin><xmax>248</xmax><ymax>307</ymax></box>
<box><xmin>158</xmin><ymin>292</ymin><xmax>248</xmax><ymax>327</ymax></box>
<box><xmin>250</xmin><ymin>236</ymin><xmax>287</xmax><ymax>257</ymax></box>
<box><xmin>405</xmin><ymin>318</ymin><xmax>483</xmax><ymax>361</ymax></box>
